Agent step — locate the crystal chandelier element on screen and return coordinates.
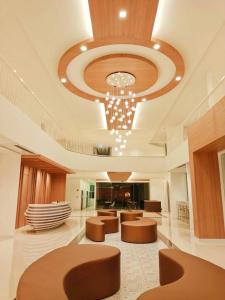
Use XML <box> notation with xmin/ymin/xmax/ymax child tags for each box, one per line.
<box><xmin>105</xmin><ymin>72</ymin><xmax>136</xmax><ymax>156</ymax></box>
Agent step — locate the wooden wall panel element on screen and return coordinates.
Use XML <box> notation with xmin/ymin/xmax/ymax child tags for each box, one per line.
<box><xmin>50</xmin><ymin>174</ymin><xmax>66</xmax><ymax>202</ymax></box>
<box><xmin>188</xmin><ymin>96</ymin><xmax>225</xmax><ymax>238</ymax></box>
<box><xmin>190</xmin><ymin>152</ymin><xmax>225</xmax><ymax>238</ymax></box>
<box><xmin>16</xmin><ymin>155</ymin><xmax>71</xmax><ymax>228</ymax></box>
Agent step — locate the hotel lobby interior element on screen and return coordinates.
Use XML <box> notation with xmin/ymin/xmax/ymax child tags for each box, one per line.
<box><xmin>0</xmin><ymin>0</ymin><xmax>225</xmax><ymax>299</ymax></box>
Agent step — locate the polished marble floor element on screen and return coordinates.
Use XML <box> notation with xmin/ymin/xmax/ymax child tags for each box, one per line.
<box><xmin>1</xmin><ymin>209</ymin><xmax>225</xmax><ymax>300</ymax></box>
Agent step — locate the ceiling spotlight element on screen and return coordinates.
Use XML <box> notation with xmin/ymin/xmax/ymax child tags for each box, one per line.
<box><xmin>131</xmin><ymin>106</ymin><xmax>136</xmax><ymax>111</ymax></box>
<box><xmin>153</xmin><ymin>43</ymin><xmax>160</xmax><ymax>50</ymax></box>
<box><xmin>110</xmin><ymin>119</ymin><xmax>114</xmax><ymax>123</ymax></box>
<box><xmin>80</xmin><ymin>45</ymin><xmax>87</xmax><ymax>52</ymax></box>
<box><xmin>175</xmin><ymin>76</ymin><xmax>182</xmax><ymax>81</ymax></box>
<box><xmin>115</xmin><ymin>147</ymin><xmax>118</xmax><ymax>151</ymax></box>
<box><xmin>120</xmin><ymin>90</ymin><xmax>124</xmax><ymax>95</ymax></box>
<box><xmin>128</xmin><ymin>130</ymin><xmax>132</xmax><ymax>135</ymax></box>
<box><xmin>112</xmin><ymin>96</ymin><xmax>116</xmax><ymax>101</ymax></box>
<box><xmin>119</xmin><ymin>10</ymin><xmax>127</xmax><ymax>19</ymax></box>
<box><xmin>110</xmin><ymin>129</ymin><xmax>115</xmax><ymax>135</ymax></box>
<box><xmin>123</xmin><ymin>125</ymin><xmax>128</xmax><ymax>129</ymax></box>
<box><xmin>95</xmin><ymin>99</ymin><xmax>100</xmax><ymax>103</ymax></box>
<box><xmin>120</xmin><ymin>144</ymin><xmax>126</xmax><ymax>149</ymax></box>
<box><xmin>133</xmin><ymin>93</ymin><xmax>136</xmax><ymax>97</ymax></box>
<box><xmin>105</xmin><ymin>96</ymin><xmax>109</xmax><ymax>101</ymax></box>
<box><xmin>115</xmin><ymin>130</ymin><xmax>119</xmax><ymax>134</ymax></box>
<box><xmin>128</xmin><ymin>120</ymin><xmax>131</xmax><ymax>124</ymax></box>
<box><xmin>106</xmin><ymin>91</ymin><xmax>110</xmax><ymax>96</ymax></box>
<box><xmin>142</xmin><ymin>98</ymin><xmax>146</xmax><ymax>102</ymax></box>
<box><xmin>108</xmin><ymin>104</ymin><xmax>112</xmax><ymax>108</ymax></box>
<box><xmin>115</xmin><ymin>112</ymin><xmax>118</xmax><ymax>116</ymax></box>
<box><xmin>131</xmin><ymin>98</ymin><xmax>135</xmax><ymax>102</ymax></box>
<box><xmin>128</xmin><ymin>91</ymin><xmax>132</xmax><ymax>96</ymax></box>
<box><xmin>116</xmin><ymin>138</ymin><xmax>122</xmax><ymax>143</ymax></box>
<box><xmin>61</xmin><ymin>77</ymin><xmax>67</xmax><ymax>83</ymax></box>
<box><xmin>106</xmin><ymin>110</ymin><xmax>109</xmax><ymax>115</ymax></box>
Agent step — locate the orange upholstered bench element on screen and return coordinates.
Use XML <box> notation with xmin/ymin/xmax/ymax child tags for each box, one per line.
<box><xmin>97</xmin><ymin>209</ymin><xmax>117</xmax><ymax>216</ymax></box>
<box><xmin>120</xmin><ymin>210</ymin><xmax>143</xmax><ymax>222</ymax></box>
<box><xmin>86</xmin><ymin>216</ymin><xmax>119</xmax><ymax>242</ymax></box>
<box><xmin>121</xmin><ymin>217</ymin><xmax>157</xmax><ymax>243</ymax></box>
<box><xmin>16</xmin><ymin>244</ymin><xmax>120</xmax><ymax>300</ymax></box>
<box><xmin>137</xmin><ymin>248</ymin><xmax>225</xmax><ymax>299</ymax></box>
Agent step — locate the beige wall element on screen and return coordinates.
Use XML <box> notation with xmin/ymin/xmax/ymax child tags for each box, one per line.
<box><xmin>0</xmin><ymin>151</ymin><xmax>21</xmax><ymax>236</ymax></box>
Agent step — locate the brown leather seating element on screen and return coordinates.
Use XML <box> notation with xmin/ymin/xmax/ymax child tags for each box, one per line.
<box><xmin>120</xmin><ymin>210</ymin><xmax>143</xmax><ymax>222</ymax></box>
<box><xmin>86</xmin><ymin>216</ymin><xmax>119</xmax><ymax>242</ymax></box>
<box><xmin>121</xmin><ymin>217</ymin><xmax>157</xmax><ymax>243</ymax></box>
<box><xmin>16</xmin><ymin>244</ymin><xmax>120</xmax><ymax>300</ymax></box>
<box><xmin>97</xmin><ymin>209</ymin><xmax>117</xmax><ymax>216</ymax></box>
<box><xmin>144</xmin><ymin>200</ymin><xmax>161</xmax><ymax>212</ymax></box>
<box><xmin>137</xmin><ymin>248</ymin><xmax>225</xmax><ymax>299</ymax></box>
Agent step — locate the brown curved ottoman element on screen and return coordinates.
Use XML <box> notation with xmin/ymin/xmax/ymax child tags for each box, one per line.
<box><xmin>86</xmin><ymin>216</ymin><xmax>119</xmax><ymax>242</ymax></box>
<box><xmin>144</xmin><ymin>200</ymin><xmax>161</xmax><ymax>212</ymax></box>
<box><xmin>120</xmin><ymin>210</ymin><xmax>143</xmax><ymax>222</ymax></box>
<box><xmin>137</xmin><ymin>248</ymin><xmax>225</xmax><ymax>299</ymax></box>
<box><xmin>121</xmin><ymin>218</ymin><xmax>157</xmax><ymax>243</ymax></box>
<box><xmin>16</xmin><ymin>244</ymin><xmax>120</xmax><ymax>300</ymax></box>
<box><xmin>97</xmin><ymin>209</ymin><xmax>117</xmax><ymax>217</ymax></box>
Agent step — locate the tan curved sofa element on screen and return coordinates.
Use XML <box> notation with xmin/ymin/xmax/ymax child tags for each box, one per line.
<box><xmin>97</xmin><ymin>209</ymin><xmax>117</xmax><ymax>217</ymax></box>
<box><xmin>86</xmin><ymin>216</ymin><xmax>119</xmax><ymax>241</ymax></box>
<box><xmin>137</xmin><ymin>248</ymin><xmax>225</xmax><ymax>299</ymax></box>
<box><xmin>121</xmin><ymin>217</ymin><xmax>157</xmax><ymax>243</ymax></box>
<box><xmin>16</xmin><ymin>244</ymin><xmax>120</xmax><ymax>300</ymax></box>
<box><xmin>120</xmin><ymin>210</ymin><xmax>143</xmax><ymax>222</ymax></box>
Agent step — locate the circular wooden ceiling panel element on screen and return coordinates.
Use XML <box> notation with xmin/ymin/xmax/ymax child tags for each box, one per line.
<box><xmin>84</xmin><ymin>54</ymin><xmax>158</xmax><ymax>93</ymax></box>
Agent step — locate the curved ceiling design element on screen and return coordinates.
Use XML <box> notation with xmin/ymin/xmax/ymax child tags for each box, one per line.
<box><xmin>58</xmin><ymin>0</ymin><xmax>185</xmax><ymax>134</ymax></box>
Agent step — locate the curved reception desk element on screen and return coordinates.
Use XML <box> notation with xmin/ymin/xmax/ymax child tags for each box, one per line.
<box><xmin>25</xmin><ymin>202</ymin><xmax>72</xmax><ymax>231</ymax></box>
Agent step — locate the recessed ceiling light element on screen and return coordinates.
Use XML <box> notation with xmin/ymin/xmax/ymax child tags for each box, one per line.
<box><xmin>142</xmin><ymin>98</ymin><xmax>146</xmax><ymax>102</ymax></box>
<box><xmin>175</xmin><ymin>76</ymin><xmax>182</xmax><ymax>81</ymax></box>
<box><xmin>119</xmin><ymin>9</ymin><xmax>127</xmax><ymax>19</ymax></box>
<box><xmin>61</xmin><ymin>77</ymin><xmax>67</xmax><ymax>83</ymax></box>
<box><xmin>95</xmin><ymin>99</ymin><xmax>100</xmax><ymax>102</ymax></box>
<box><xmin>153</xmin><ymin>43</ymin><xmax>160</xmax><ymax>50</ymax></box>
<box><xmin>80</xmin><ymin>45</ymin><xmax>87</xmax><ymax>52</ymax></box>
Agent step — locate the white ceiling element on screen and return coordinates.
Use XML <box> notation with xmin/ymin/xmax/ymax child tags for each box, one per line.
<box><xmin>0</xmin><ymin>0</ymin><xmax>224</xmax><ymax>155</ymax></box>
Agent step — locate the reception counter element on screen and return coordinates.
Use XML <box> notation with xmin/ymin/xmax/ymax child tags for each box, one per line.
<box><xmin>25</xmin><ymin>202</ymin><xmax>72</xmax><ymax>231</ymax></box>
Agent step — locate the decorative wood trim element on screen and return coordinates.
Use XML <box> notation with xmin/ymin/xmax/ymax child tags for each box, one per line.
<box><xmin>21</xmin><ymin>155</ymin><xmax>73</xmax><ymax>174</ymax></box>
<box><xmin>88</xmin><ymin>0</ymin><xmax>159</xmax><ymax>40</ymax></box>
<box><xmin>84</xmin><ymin>53</ymin><xmax>158</xmax><ymax>94</ymax></box>
<box><xmin>107</xmin><ymin>172</ymin><xmax>132</xmax><ymax>182</ymax></box>
<box><xmin>58</xmin><ymin>38</ymin><xmax>184</xmax><ymax>104</ymax></box>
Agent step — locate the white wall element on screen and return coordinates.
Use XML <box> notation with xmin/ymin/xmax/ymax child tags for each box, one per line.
<box><xmin>0</xmin><ymin>151</ymin><xmax>21</xmax><ymax>236</ymax></box>
<box><xmin>65</xmin><ymin>176</ymin><xmax>96</xmax><ymax>210</ymax></box>
<box><xmin>65</xmin><ymin>177</ymin><xmax>81</xmax><ymax>210</ymax></box>
<box><xmin>169</xmin><ymin>170</ymin><xmax>188</xmax><ymax>218</ymax></box>
<box><xmin>150</xmin><ymin>178</ymin><xmax>169</xmax><ymax>212</ymax></box>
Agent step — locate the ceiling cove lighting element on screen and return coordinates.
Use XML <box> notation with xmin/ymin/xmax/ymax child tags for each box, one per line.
<box><xmin>80</xmin><ymin>45</ymin><xmax>87</xmax><ymax>52</ymax></box>
<box><xmin>119</xmin><ymin>9</ymin><xmax>127</xmax><ymax>19</ymax></box>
